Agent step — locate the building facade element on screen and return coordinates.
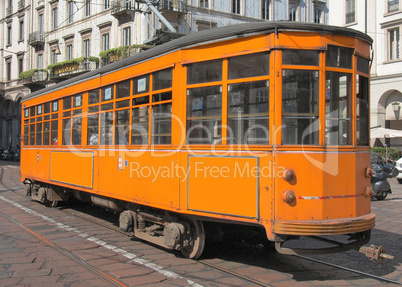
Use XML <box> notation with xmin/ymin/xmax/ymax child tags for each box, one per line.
<box><xmin>328</xmin><ymin>0</ymin><xmax>402</xmax><ymax>150</ymax></box>
<box><xmin>1</xmin><ymin>0</ymin><xmax>329</xmax><ymax>150</ymax></box>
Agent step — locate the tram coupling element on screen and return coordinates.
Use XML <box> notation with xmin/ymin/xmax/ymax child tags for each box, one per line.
<box><xmin>359</xmin><ymin>245</ymin><xmax>394</xmax><ymax>263</ymax></box>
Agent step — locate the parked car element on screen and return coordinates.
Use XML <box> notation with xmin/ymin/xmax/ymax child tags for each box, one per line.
<box><xmin>396</xmin><ymin>157</ymin><xmax>402</xmax><ymax>184</ymax></box>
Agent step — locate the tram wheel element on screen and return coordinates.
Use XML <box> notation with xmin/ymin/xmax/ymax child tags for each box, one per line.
<box><xmin>180</xmin><ymin>220</ymin><xmax>205</xmax><ymax>259</ymax></box>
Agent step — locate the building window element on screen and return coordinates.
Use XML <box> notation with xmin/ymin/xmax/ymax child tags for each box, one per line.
<box><xmin>314</xmin><ymin>3</ymin><xmax>323</xmax><ymax>23</ymax></box>
<box><xmin>199</xmin><ymin>0</ymin><xmax>208</xmax><ymax>8</ymax></box>
<box><xmin>39</xmin><ymin>14</ymin><xmax>44</xmax><ymax>36</ymax></box>
<box><xmin>7</xmin><ymin>25</ymin><xmax>12</xmax><ymax>45</ymax></box>
<box><xmin>51</xmin><ymin>50</ymin><xmax>57</xmax><ymax>64</ymax></box>
<box><xmin>346</xmin><ymin>0</ymin><xmax>355</xmax><ymax>24</ymax></box>
<box><xmin>52</xmin><ymin>7</ymin><xmax>58</xmax><ymax>30</ymax></box>
<box><xmin>123</xmin><ymin>27</ymin><xmax>131</xmax><ymax>46</ymax></box>
<box><xmin>232</xmin><ymin>0</ymin><xmax>241</xmax><ymax>14</ymax></box>
<box><xmin>85</xmin><ymin>0</ymin><xmax>90</xmax><ymax>17</ymax></box>
<box><xmin>388</xmin><ymin>0</ymin><xmax>400</xmax><ymax>13</ymax></box>
<box><xmin>68</xmin><ymin>1</ymin><xmax>73</xmax><ymax>24</ymax></box>
<box><xmin>18</xmin><ymin>57</ymin><xmax>24</xmax><ymax>75</ymax></box>
<box><xmin>262</xmin><ymin>0</ymin><xmax>269</xmax><ymax>20</ymax></box>
<box><xmin>102</xmin><ymin>33</ymin><xmax>109</xmax><ymax>51</ymax></box>
<box><xmin>19</xmin><ymin>21</ymin><xmax>24</xmax><ymax>41</ymax></box>
<box><xmin>67</xmin><ymin>44</ymin><xmax>73</xmax><ymax>60</ymax></box>
<box><xmin>104</xmin><ymin>0</ymin><xmax>110</xmax><ymax>10</ymax></box>
<box><xmin>288</xmin><ymin>0</ymin><xmax>299</xmax><ymax>21</ymax></box>
<box><xmin>38</xmin><ymin>54</ymin><xmax>43</xmax><ymax>69</ymax></box>
<box><xmin>83</xmin><ymin>39</ymin><xmax>90</xmax><ymax>58</ymax></box>
<box><xmin>388</xmin><ymin>27</ymin><xmax>400</xmax><ymax>60</ymax></box>
<box><xmin>6</xmin><ymin>61</ymin><xmax>11</xmax><ymax>81</ymax></box>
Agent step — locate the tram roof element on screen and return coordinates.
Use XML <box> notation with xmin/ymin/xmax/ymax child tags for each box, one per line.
<box><xmin>24</xmin><ymin>21</ymin><xmax>372</xmax><ymax>102</ymax></box>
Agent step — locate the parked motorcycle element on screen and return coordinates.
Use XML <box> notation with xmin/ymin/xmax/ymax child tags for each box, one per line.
<box><xmin>1</xmin><ymin>149</ymin><xmax>9</xmax><ymax>161</ymax></box>
<box><xmin>371</xmin><ymin>164</ymin><xmax>399</xmax><ymax>200</ymax></box>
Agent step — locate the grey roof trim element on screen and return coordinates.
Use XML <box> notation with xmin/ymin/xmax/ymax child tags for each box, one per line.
<box><xmin>23</xmin><ymin>21</ymin><xmax>372</xmax><ymax>103</ymax></box>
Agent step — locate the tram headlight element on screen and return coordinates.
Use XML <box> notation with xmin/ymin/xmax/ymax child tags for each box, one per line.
<box><xmin>284</xmin><ymin>169</ymin><xmax>295</xmax><ymax>181</ymax></box>
<box><xmin>365</xmin><ymin>187</ymin><xmax>373</xmax><ymax>198</ymax></box>
<box><xmin>282</xmin><ymin>190</ymin><xmax>296</xmax><ymax>203</ymax></box>
<box><xmin>366</xmin><ymin>168</ymin><xmax>373</xmax><ymax>178</ymax></box>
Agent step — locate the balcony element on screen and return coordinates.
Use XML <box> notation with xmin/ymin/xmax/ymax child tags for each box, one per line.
<box><xmin>29</xmin><ymin>31</ymin><xmax>45</xmax><ymax>47</ymax></box>
<box><xmin>48</xmin><ymin>57</ymin><xmax>99</xmax><ymax>82</ymax></box>
<box><xmin>111</xmin><ymin>0</ymin><xmax>137</xmax><ymax>17</ymax></box>
<box><xmin>20</xmin><ymin>69</ymin><xmax>48</xmax><ymax>92</ymax></box>
<box><xmin>158</xmin><ymin>0</ymin><xmax>187</xmax><ymax>14</ymax></box>
<box><xmin>18</xmin><ymin>0</ymin><xmax>25</xmax><ymax>11</ymax></box>
<box><xmin>6</xmin><ymin>6</ymin><xmax>13</xmax><ymax>16</ymax></box>
<box><xmin>99</xmin><ymin>44</ymin><xmax>151</xmax><ymax>67</ymax></box>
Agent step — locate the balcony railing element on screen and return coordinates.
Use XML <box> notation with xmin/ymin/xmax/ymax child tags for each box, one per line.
<box><xmin>29</xmin><ymin>31</ymin><xmax>45</xmax><ymax>46</ymax></box>
<box><xmin>49</xmin><ymin>58</ymin><xmax>99</xmax><ymax>80</ymax></box>
<box><xmin>18</xmin><ymin>0</ymin><xmax>25</xmax><ymax>11</ymax></box>
<box><xmin>6</xmin><ymin>6</ymin><xmax>13</xmax><ymax>16</ymax></box>
<box><xmin>100</xmin><ymin>44</ymin><xmax>151</xmax><ymax>67</ymax></box>
<box><xmin>111</xmin><ymin>0</ymin><xmax>136</xmax><ymax>17</ymax></box>
<box><xmin>158</xmin><ymin>0</ymin><xmax>187</xmax><ymax>14</ymax></box>
<box><xmin>21</xmin><ymin>69</ymin><xmax>48</xmax><ymax>91</ymax></box>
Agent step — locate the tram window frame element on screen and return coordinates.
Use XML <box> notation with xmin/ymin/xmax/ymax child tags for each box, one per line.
<box><xmin>282</xmin><ymin>50</ymin><xmax>320</xmax><ymax>66</ymax></box>
<box><xmin>282</xmin><ymin>69</ymin><xmax>320</xmax><ymax>145</ymax></box>
<box><xmin>187</xmin><ymin>59</ymin><xmax>222</xmax><ymax>84</ymax></box>
<box><xmin>227</xmin><ymin>80</ymin><xmax>270</xmax><ymax>145</ymax></box>
<box><xmin>326</xmin><ymin>45</ymin><xmax>354</xmax><ymax>69</ymax></box>
<box><xmin>228</xmin><ymin>52</ymin><xmax>270</xmax><ymax>79</ymax></box>
<box><xmin>356</xmin><ymin>63</ymin><xmax>369</xmax><ymax>146</ymax></box>
<box><xmin>116</xmin><ymin>79</ymin><xmax>131</xmax><ymax>99</ymax></box>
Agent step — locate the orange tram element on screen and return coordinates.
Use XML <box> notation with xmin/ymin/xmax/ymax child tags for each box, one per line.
<box><xmin>21</xmin><ymin>22</ymin><xmax>378</xmax><ymax>259</ymax></box>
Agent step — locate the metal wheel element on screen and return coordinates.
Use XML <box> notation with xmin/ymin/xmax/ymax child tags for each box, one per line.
<box><xmin>50</xmin><ymin>201</ymin><xmax>59</xmax><ymax>208</ymax></box>
<box><xmin>180</xmin><ymin>219</ymin><xmax>205</xmax><ymax>259</ymax></box>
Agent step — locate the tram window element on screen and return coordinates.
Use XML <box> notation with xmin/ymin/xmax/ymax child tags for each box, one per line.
<box><xmin>282</xmin><ymin>70</ymin><xmax>319</xmax><ymax>145</ymax></box>
<box><xmin>30</xmin><ymin>106</ymin><xmax>35</xmax><ymax>117</ymax></box>
<box><xmin>51</xmin><ymin>120</ymin><xmax>58</xmax><ymax>145</ymax></box>
<box><xmin>153</xmin><ymin>68</ymin><xmax>173</xmax><ymax>91</ymax></box>
<box><xmin>52</xmin><ymin>101</ymin><xmax>58</xmax><ymax>112</ymax></box>
<box><xmin>326</xmin><ymin>46</ymin><xmax>354</xmax><ymax>69</ymax></box>
<box><xmin>24</xmin><ymin>109</ymin><xmax>29</xmax><ymax>118</ymax></box>
<box><xmin>101</xmin><ymin>85</ymin><xmax>114</xmax><ymax>101</ymax></box>
<box><xmin>36</xmin><ymin>116</ymin><xmax>42</xmax><ymax>122</ymax></box>
<box><xmin>43</xmin><ymin>122</ymin><xmax>50</xmax><ymax>145</ymax></box>
<box><xmin>88</xmin><ymin>89</ymin><xmax>100</xmax><ymax>104</ymax></box>
<box><xmin>101</xmin><ymin>103</ymin><xmax>114</xmax><ymax>111</ymax></box>
<box><xmin>24</xmin><ymin>126</ymin><xmax>29</xmax><ymax>145</ymax></box>
<box><xmin>132</xmin><ymin>96</ymin><xmax>149</xmax><ymax>106</ymax></box>
<box><xmin>187</xmin><ymin>86</ymin><xmax>222</xmax><ymax>144</ymax></box>
<box><xmin>228</xmin><ymin>81</ymin><xmax>269</xmax><ymax>145</ymax></box>
<box><xmin>116</xmin><ymin>80</ymin><xmax>130</xmax><ymax>99</ymax></box>
<box><xmin>228</xmin><ymin>52</ymin><xmax>270</xmax><ymax>79</ymax></box>
<box><xmin>36</xmin><ymin>123</ymin><xmax>42</xmax><ymax>145</ymax></box>
<box><xmin>62</xmin><ymin>119</ymin><xmax>71</xmax><ymax>145</ymax></box>
<box><xmin>187</xmin><ymin>59</ymin><xmax>222</xmax><ymax>84</ymax></box>
<box><xmin>44</xmin><ymin>102</ymin><xmax>50</xmax><ymax>114</ymax></box>
<box><xmin>73</xmin><ymin>94</ymin><xmax>83</xmax><ymax>107</ymax></box>
<box><xmin>115</xmin><ymin>110</ymin><xmax>130</xmax><ymax>145</ymax></box>
<box><xmin>87</xmin><ymin>114</ymin><xmax>99</xmax><ymax>145</ymax></box>
<box><xmin>132</xmin><ymin>106</ymin><xmax>149</xmax><ymax>145</ymax></box>
<box><xmin>152</xmin><ymin>103</ymin><xmax>172</xmax><ymax>145</ymax></box>
<box><xmin>153</xmin><ymin>92</ymin><xmax>172</xmax><ymax>103</ymax></box>
<box><xmin>357</xmin><ymin>75</ymin><xmax>369</xmax><ymax>146</ymax></box>
<box><xmin>282</xmin><ymin>50</ymin><xmax>320</xmax><ymax>66</ymax></box>
<box><xmin>133</xmin><ymin>75</ymin><xmax>149</xmax><ymax>95</ymax></box>
<box><xmin>325</xmin><ymin>71</ymin><xmax>352</xmax><ymax>146</ymax></box>
<box><xmin>44</xmin><ymin>115</ymin><xmax>50</xmax><ymax>121</ymax></box>
<box><xmin>89</xmin><ymin>105</ymin><xmax>100</xmax><ymax>113</ymax></box>
<box><xmin>37</xmin><ymin>105</ymin><xmax>42</xmax><ymax>115</ymax></box>
<box><xmin>73</xmin><ymin>109</ymin><xmax>82</xmax><ymax>116</ymax></box>
<box><xmin>116</xmin><ymin>100</ymin><xmax>130</xmax><ymax>109</ymax></box>
<box><xmin>63</xmin><ymin>111</ymin><xmax>71</xmax><ymax>118</ymax></box>
<box><xmin>357</xmin><ymin>56</ymin><xmax>369</xmax><ymax>74</ymax></box>
<box><xmin>100</xmin><ymin>112</ymin><xmax>113</xmax><ymax>145</ymax></box>
<box><xmin>63</xmin><ymin>97</ymin><xmax>72</xmax><ymax>110</ymax></box>
<box><xmin>51</xmin><ymin>113</ymin><xmax>59</xmax><ymax>119</ymax></box>
<box><xmin>29</xmin><ymin>124</ymin><xmax>35</xmax><ymax>145</ymax></box>
<box><xmin>72</xmin><ymin>117</ymin><xmax>82</xmax><ymax>145</ymax></box>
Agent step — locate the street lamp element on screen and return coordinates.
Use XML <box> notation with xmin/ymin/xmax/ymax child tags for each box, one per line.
<box><xmin>392</xmin><ymin>101</ymin><xmax>400</xmax><ymax>112</ymax></box>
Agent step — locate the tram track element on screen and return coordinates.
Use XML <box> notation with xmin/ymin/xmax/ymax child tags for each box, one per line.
<box><xmin>1</xmin><ymin>166</ymin><xmax>401</xmax><ymax>286</ymax></box>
